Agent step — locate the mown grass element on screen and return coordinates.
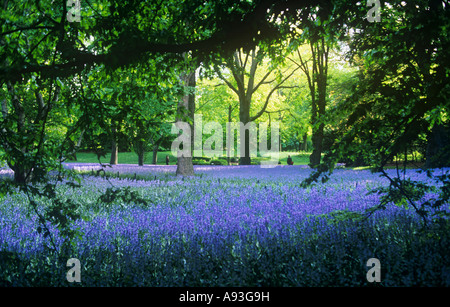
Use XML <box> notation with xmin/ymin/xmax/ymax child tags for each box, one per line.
<box><xmin>66</xmin><ymin>151</ymin><xmax>312</xmax><ymax>165</ymax></box>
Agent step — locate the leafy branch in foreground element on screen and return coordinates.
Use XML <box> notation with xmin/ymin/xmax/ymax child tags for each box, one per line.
<box><xmin>97</xmin><ymin>186</ymin><xmax>152</xmax><ymax>209</ymax></box>
<box><xmin>20</xmin><ymin>180</ymin><xmax>83</xmax><ymax>259</ymax></box>
<box><xmin>300</xmin><ymin>0</ymin><xmax>449</xmax><ymax>228</ymax></box>
<box><xmin>367</xmin><ymin>170</ymin><xmax>447</xmax><ymax>228</ymax></box>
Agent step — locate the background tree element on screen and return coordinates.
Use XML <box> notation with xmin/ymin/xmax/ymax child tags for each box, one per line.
<box><xmin>174</xmin><ymin>54</ymin><xmax>197</xmax><ymax>176</ymax></box>
<box><xmin>195</xmin><ymin>76</ymin><xmax>238</xmax><ymax>163</ymax></box>
<box><xmin>287</xmin><ymin>4</ymin><xmax>339</xmax><ymax>167</ymax></box>
<box><xmin>129</xmin><ymin>88</ymin><xmax>178</xmax><ymax>166</ymax></box>
<box><xmin>216</xmin><ymin>47</ymin><xmax>298</xmax><ymax>164</ymax></box>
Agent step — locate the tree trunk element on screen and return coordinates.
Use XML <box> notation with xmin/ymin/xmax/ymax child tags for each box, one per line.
<box><xmin>152</xmin><ymin>143</ymin><xmax>159</xmax><ymax>165</ymax></box>
<box><xmin>6</xmin><ymin>82</ymin><xmax>27</xmax><ymax>183</ymax></box>
<box><xmin>175</xmin><ymin>68</ymin><xmax>195</xmax><ymax>176</ymax></box>
<box><xmin>5</xmin><ymin>82</ymin><xmax>59</xmax><ymax>183</ymax></box>
<box><xmin>239</xmin><ymin>98</ymin><xmax>252</xmax><ymax>165</ymax></box>
<box><xmin>227</xmin><ymin>104</ymin><xmax>232</xmax><ymax>165</ymax></box>
<box><xmin>308</xmin><ymin>39</ymin><xmax>329</xmax><ymax>168</ymax></box>
<box><xmin>110</xmin><ymin>124</ymin><xmax>118</xmax><ymax>165</ymax></box>
<box><xmin>310</xmin><ymin>73</ymin><xmax>327</xmax><ymax>167</ymax></box>
<box><xmin>11</xmin><ymin>162</ymin><xmax>27</xmax><ymax>184</ymax></box>
<box><xmin>309</xmin><ymin>123</ymin><xmax>324</xmax><ymax>167</ymax></box>
<box><xmin>137</xmin><ymin>139</ymin><xmax>145</xmax><ymax>166</ymax></box>
<box><xmin>301</xmin><ymin>133</ymin><xmax>308</xmax><ymax>151</ymax></box>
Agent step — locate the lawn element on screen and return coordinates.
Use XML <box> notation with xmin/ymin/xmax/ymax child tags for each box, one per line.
<box><xmin>67</xmin><ymin>151</ymin><xmax>177</xmax><ymax>165</ymax></box>
<box><xmin>66</xmin><ymin>151</ymin><xmax>311</xmax><ymax>166</ymax></box>
<box><xmin>0</xmin><ymin>165</ymin><xmax>449</xmax><ymax>286</ymax></box>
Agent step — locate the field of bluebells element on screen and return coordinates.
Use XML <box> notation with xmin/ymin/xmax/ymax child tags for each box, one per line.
<box><xmin>1</xmin><ymin>164</ymin><xmax>450</xmax><ymax>286</ymax></box>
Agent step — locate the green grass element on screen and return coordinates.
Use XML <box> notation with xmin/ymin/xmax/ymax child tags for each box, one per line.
<box><xmin>269</xmin><ymin>151</ymin><xmax>310</xmax><ymax>165</ymax></box>
<box><xmin>66</xmin><ymin>151</ymin><xmax>312</xmax><ymax>165</ymax></box>
<box><xmin>67</xmin><ymin>151</ymin><xmax>177</xmax><ymax>165</ymax></box>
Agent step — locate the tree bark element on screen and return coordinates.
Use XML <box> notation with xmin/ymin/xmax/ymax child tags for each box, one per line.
<box><xmin>227</xmin><ymin>104</ymin><xmax>232</xmax><ymax>165</ymax></box>
<box><xmin>302</xmin><ymin>133</ymin><xmax>308</xmax><ymax>151</ymax></box>
<box><xmin>293</xmin><ymin>38</ymin><xmax>329</xmax><ymax>168</ymax></box>
<box><xmin>137</xmin><ymin>139</ymin><xmax>145</xmax><ymax>166</ymax></box>
<box><xmin>309</xmin><ymin>123</ymin><xmax>324</xmax><ymax>167</ymax></box>
<box><xmin>239</xmin><ymin>97</ymin><xmax>252</xmax><ymax>165</ymax></box>
<box><xmin>110</xmin><ymin>124</ymin><xmax>118</xmax><ymax>165</ymax></box>
<box><xmin>310</xmin><ymin>73</ymin><xmax>327</xmax><ymax>167</ymax></box>
<box><xmin>152</xmin><ymin>143</ymin><xmax>159</xmax><ymax>165</ymax></box>
<box><xmin>175</xmin><ymin>66</ymin><xmax>196</xmax><ymax>176</ymax></box>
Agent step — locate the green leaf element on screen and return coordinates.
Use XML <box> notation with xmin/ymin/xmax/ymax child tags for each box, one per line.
<box><xmin>56</xmin><ymin>77</ymin><xmax>64</xmax><ymax>89</ymax></box>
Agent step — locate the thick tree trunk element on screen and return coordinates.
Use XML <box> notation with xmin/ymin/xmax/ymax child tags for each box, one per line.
<box><xmin>309</xmin><ymin>123</ymin><xmax>324</xmax><ymax>167</ymax></box>
<box><xmin>137</xmin><ymin>139</ymin><xmax>145</xmax><ymax>166</ymax></box>
<box><xmin>310</xmin><ymin>76</ymin><xmax>326</xmax><ymax>167</ymax></box>
<box><xmin>11</xmin><ymin>163</ymin><xmax>27</xmax><ymax>184</ymax></box>
<box><xmin>227</xmin><ymin>104</ymin><xmax>232</xmax><ymax>165</ymax></box>
<box><xmin>175</xmin><ymin>68</ymin><xmax>195</xmax><ymax>176</ymax></box>
<box><xmin>239</xmin><ymin>97</ymin><xmax>252</xmax><ymax>165</ymax></box>
<box><xmin>110</xmin><ymin>124</ymin><xmax>118</xmax><ymax>165</ymax></box>
<box><xmin>308</xmin><ymin>42</ymin><xmax>328</xmax><ymax>168</ymax></box>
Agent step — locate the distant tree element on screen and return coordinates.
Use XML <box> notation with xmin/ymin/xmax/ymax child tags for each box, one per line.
<box><xmin>216</xmin><ymin>47</ymin><xmax>298</xmax><ymax>164</ymax></box>
<box><xmin>287</xmin><ymin>3</ymin><xmax>341</xmax><ymax>168</ymax></box>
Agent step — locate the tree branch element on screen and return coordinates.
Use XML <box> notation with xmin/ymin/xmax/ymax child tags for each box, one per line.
<box><xmin>1</xmin><ymin>0</ymin><xmax>320</xmax><ymax>81</ymax></box>
<box><xmin>216</xmin><ymin>69</ymin><xmax>239</xmax><ymax>95</ymax></box>
<box><xmin>0</xmin><ymin>25</ymin><xmax>56</xmax><ymax>36</ymax></box>
<box><xmin>251</xmin><ymin>69</ymin><xmax>274</xmax><ymax>94</ymax></box>
<box><xmin>250</xmin><ymin>84</ymin><xmax>297</xmax><ymax>121</ymax></box>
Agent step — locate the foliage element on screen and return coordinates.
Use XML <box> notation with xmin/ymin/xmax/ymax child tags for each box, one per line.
<box><xmin>0</xmin><ymin>0</ymin><xmax>311</xmax><ymax>81</ymax></box>
<box><xmin>97</xmin><ymin>186</ymin><xmax>151</xmax><ymax>209</ymax></box>
<box><xmin>368</xmin><ymin>169</ymin><xmax>450</xmax><ymax>227</ymax></box>
<box><xmin>301</xmin><ymin>0</ymin><xmax>450</xmax><ymax>225</ymax></box>
<box><xmin>18</xmin><ymin>178</ymin><xmax>84</xmax><ymax>261</ymax></box>
<box><xmin>1</xmin><ymin>0</ymin><xmax>450</xmax><ymax>288</ymax></box>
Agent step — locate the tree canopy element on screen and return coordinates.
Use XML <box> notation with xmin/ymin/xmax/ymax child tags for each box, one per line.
<box><xmin>0</xmin><ymin>0</ymin><xmax>326</xmax><ymax>82</ymax></box>
<box><xmin>1</xmin><ymin>0</ymin><xmax>449</xmax><ymax>195</ymax></box>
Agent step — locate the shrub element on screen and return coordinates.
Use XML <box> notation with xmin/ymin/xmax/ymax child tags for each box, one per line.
<box><xmin>209</xmin><ymin>159</ymin><xmax>224</xmax><ymax>165</ymax></box>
